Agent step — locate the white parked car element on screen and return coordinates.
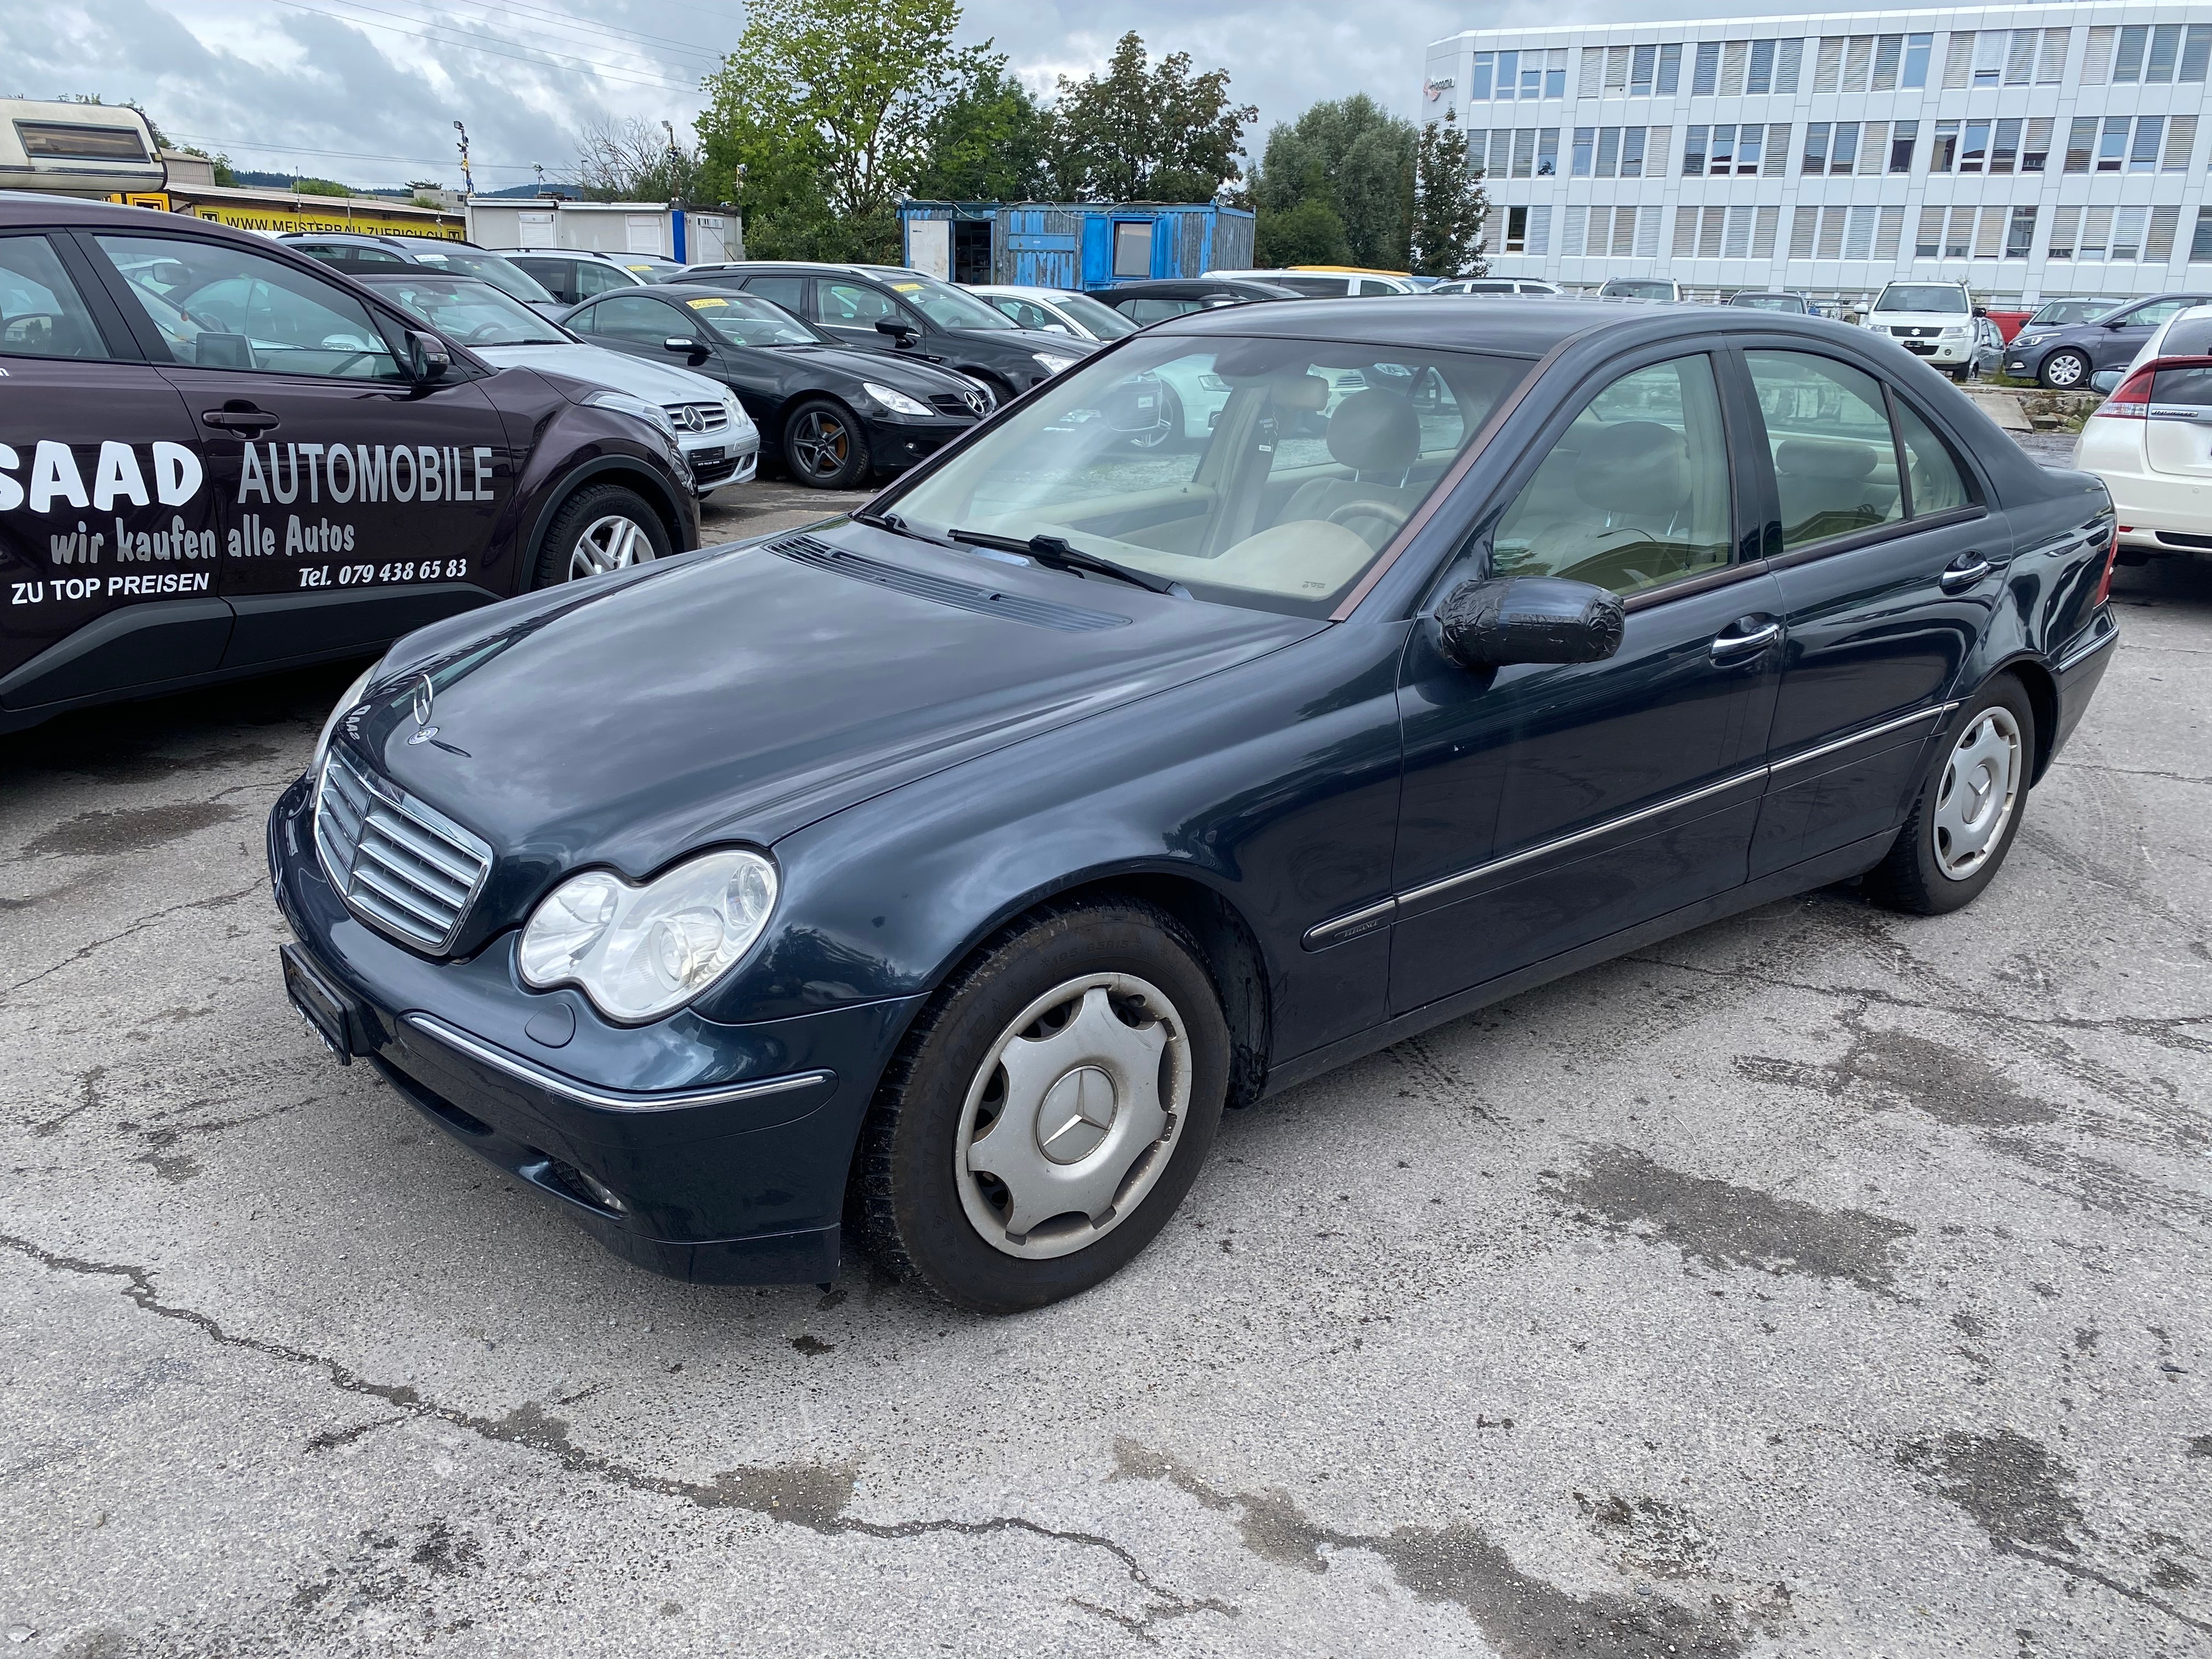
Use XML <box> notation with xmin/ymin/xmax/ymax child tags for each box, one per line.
<box><xmin>1427</xmin><ymin>277</ymin><xmax>1564</xmax><ymax>296</ymax></box>
<box><xmin>968</xmin><ymin>285</ymin><xmax>1140</xmax><ymax>343</ymax></box>
<box><xmin>360</xmin><ymin>272</ymin><xmax>758</xmax><ymax>498</ymax></box>
<box><xmin>1594</xmin><ymin>277</ymin><xmax>1685</xmax><ymax>302</ymax></box>
<box><xmin>1863</xmin><ymin>280</ymin><xmax>1979</xmax><ymax>380</ymax></box>
<box><xmin>1201</xmin><ymin>268</ymin><xmax>1420</xmax><ymax>296</ymax></box>
<box><xmin>2074</xmin><ymin>303</ymin><xmax>2212</xmax><ymax>561</ymax></box>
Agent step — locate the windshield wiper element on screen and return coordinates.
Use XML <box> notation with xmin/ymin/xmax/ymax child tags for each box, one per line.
<box><xmin>947</xmin><ymin>529</ymin><xmax>1186</xmax><ymax>596</ymax></box>
<box><xmin>853</xmin><ymin>509</ymin><xmax>952</xmax><ymax>546</ymax></box>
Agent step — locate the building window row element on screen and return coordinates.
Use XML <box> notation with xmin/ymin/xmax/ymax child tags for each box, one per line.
<box><xmin>1480</xmin><ymin>116</ymin><xmax>2211</xmax><ymax>182</ymax></box>
<box><xmin>1465</xmin><ymin>22</ymin><xmax>2212</xmax><ymax>103</ymax></box>
<box><xmin>1487</xmin><ymin>199</ymin><xmax>2212</xmax><ymax>263</ymax></box>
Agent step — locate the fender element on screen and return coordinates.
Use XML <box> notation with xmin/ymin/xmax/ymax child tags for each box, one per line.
<box><xmin>689</xmin><ymin>617</ymin><xmax>1413</xmax><ymax>1071</ymax></box>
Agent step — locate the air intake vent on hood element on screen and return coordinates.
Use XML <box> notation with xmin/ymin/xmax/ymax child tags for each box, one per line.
<box><xmin>766</xmin><ymin>534</ymin><xmax>1129</xmax><ymax>632</ymax></box>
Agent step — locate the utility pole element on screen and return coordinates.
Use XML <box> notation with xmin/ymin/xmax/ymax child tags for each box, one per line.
<box><xmin>453</xmin><ymin>121</ymin><xmax>473</xmax><ymax>198</ymax></box>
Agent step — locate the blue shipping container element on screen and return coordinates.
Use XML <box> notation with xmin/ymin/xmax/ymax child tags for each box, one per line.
<box><xmin>899</xmin><ymin>201</ymin><xmax>1255</xmax><ymax>290</ymax></box>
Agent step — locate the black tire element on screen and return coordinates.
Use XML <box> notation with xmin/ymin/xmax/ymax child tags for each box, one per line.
<box><xmin>783</xmin><ymin>398</ymin><xmax>871</xmax><ymax>489</ymax></box>
<box><xmin>853</xmin><ymin>899</ymin><xmax>1230</xmax><ymax>1315</ymax></box>
<box><xmin>2039</xmin><ymin>349</ymin><xmax>2091</xmax><ymax>391</ymax></box>
<box><xmin>1863</xmin><ymin>676</ymin><xmax>2037</xmax><ymax>916</ymax></box>
<box><xmin>531</xmin><ymin>482</ymin><xmax>671</xmax><ymax>589</ymax></box>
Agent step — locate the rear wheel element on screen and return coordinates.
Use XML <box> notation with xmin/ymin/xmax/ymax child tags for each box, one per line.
<box><xmin>783</xmin><ymin>399</ymin><xmax>871</xmax><ymax>489</ymax></box>
<box><xmin>854</xmin><ymin>900</ymin><xmax>1229</xmax><ymax>1314</ymax></box>
<box><xmin>532</xmin><ymin>483</ymin><xmax>670</xmax><ymax>588</ymax></box>
<box><xmin>2040</xmin><ymin>349</ymin><xmax>2091</xmax><ymax>391</ymax></box>
<box><xmin>1864</xmin><ymin>677</ymin><xmax>2035</xmax><ymax>915</ymax></box>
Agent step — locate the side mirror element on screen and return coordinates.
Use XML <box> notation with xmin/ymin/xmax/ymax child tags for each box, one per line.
<box><xmin>662</xmin><ymin>335</ymin><xmax>708</xmax><ymax>359</ymax></box>
<box><xmin>2089</xmin><ymin>369</ymin><xmax>2124</xmax><ymax>395</ymax></box>
<box><xmin>1437</xmin><ymin>575</ymin><xmax>1625</xmax><ymax>672</ymax></box>
<box><xmin>876</xmin><ymin>318</ymin><xmax>919</xmax><ymax>345</ymax></box>
<box><xmin>1973</xmin><ymin>306</ymin><xmax>1988</xmax><ymax>318</ymax></box>
<box><xmin>404</xmin><ymin>329</ymin><xmax>451</xmax><ymax>385</ymax></box>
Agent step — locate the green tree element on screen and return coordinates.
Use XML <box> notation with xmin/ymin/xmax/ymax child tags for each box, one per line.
<box><xmin>1410</xmin><ymin>112</ymin><xmax>1488</xmax><ymax>278</ymax></box>
<box><xmin>1249</xmin><ymin>95</ymin><xmax>1414</xmax><ymax>270</ymax></box>
<box><xmin>911</xmin><ymin>64</ymin><xmax>1052</xmax><ymax>200</ymax></box>
<box><xmin>698</xmin><ymin>0</ymin><xmax>993</xmax><ymax>224</ymax></box>
<box><xmin>1255</xmin><ymin>196</ymin><xmax>1349</xmax><ymax>266</ymax></box>
<box><xmin>292</xmin><ymin>177</ymin><xmax>350</xmax><ymax>197</ymax></box>
<box><xmin>1047</xmin><ymin>32</ymin><xmax>1256</xmax><ymax>202</ymax></box>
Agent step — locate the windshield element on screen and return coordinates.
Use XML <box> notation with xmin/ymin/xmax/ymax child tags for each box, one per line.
<box><xmin>883</xmin><ymin>333</ymin><xmax>1530</xmax><ymax>618</ymax></box>
<box><xmin>365</xmin><ymin>276</ymin><xmax>569</xmax><ymax>345</ymax></box>
<box><xmin>680</xmin><ymin>291</ymin><xmax>821</xmax><ymax>346</ymax></box>
<box><xmin>1600</xmin><ymin>280</ymin><xmax>1674</xmax><ymax>300</ymax></box>
<box><xmin>1053</xmin><ymin>291</ymin><xmax>1139</xmax><ymax>338</ymax></box>
<box><xmin>1730</xmin><ymin>293</ymin><xmax>1804</xmax><ymax>312</ymax></box>
<box><xmin>402</xmin><ymin>247</ymin><xmax>555</xmax><ymax>305</ymax></box>
<box><xmin>875</xmin><ymin>272</ymin><xmax>1018</xmax><ymax>330</ymax></box>
<box><xmin>1875</xmin><ymin>285</ymin><xmax>1970</xmax><ymax>314</ymax></box>
<box><xmin>2030</xmin><ymin>299</ymin><xmax>2118</xmax><ymax>326</ymax></box>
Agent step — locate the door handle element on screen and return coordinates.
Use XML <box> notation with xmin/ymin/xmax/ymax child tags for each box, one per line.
<box><xmin>1939</xmin><ymin>555</ymin><xmax>1993</xmax><ymax>592</ymax></box>
<box><xmin>201</xmin><ymin>407</ymin><xmax>280</xmax><ymax>432</ymax></box>
<box><xmin>1709</xmin><ymin>620</ymin><xmax>1782</xmax><ymax>663</ymax></box>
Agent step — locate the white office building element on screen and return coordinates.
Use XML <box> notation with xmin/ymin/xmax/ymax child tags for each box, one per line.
<box><xmin>1423</xmin><ymin>5</ymin><xmax>2212</xmax><ymax>302</ymax></box>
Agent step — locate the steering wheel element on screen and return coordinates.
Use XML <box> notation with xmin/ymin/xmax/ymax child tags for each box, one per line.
<box><xmin>462</xmin><ymin>323</ymin><xmax>507</xmax><ymax>345</ymax></box>
<box><xmin>1326</xmin><ymin>499</ymin><xmax>1410</xmax><ymax>535</ymax></box>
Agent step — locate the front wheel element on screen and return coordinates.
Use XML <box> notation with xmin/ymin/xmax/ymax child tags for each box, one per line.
<box><xmin>783</xmin><ymin>399</ymin><xmax>871</xmax><ymax>489</ymax></box>
<box><xmin>1863</xmin><ymin>678</ymin><xmax>2035</xmax><ymax>915</ymax></box>
<box><xmin>2040</xmin><ymin>349</ymin><xmax>2091</xmax><ymax>391</ymax></box>
<box><xmin>532</xmin><ymin>483</ymin><xmax>670</xmax><ymax>588</ymax></box>
<box><xmin>853</xmin><ymin>900</ymin><xmax>1229</xmax><ymax>1314</ymax></box>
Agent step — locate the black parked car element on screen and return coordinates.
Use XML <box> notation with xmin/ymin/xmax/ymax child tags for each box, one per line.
<box><xmin>1088</xmin><ymin>277</ymin><xmax>1306</xmax><ymax>326</ymax></box>
<box><xmin>563</xmin><ymin>284</ymin><xmax>988</xmax><ymax>489</ymax></box>
<box><xmin>680</xmin><ymin>261</ymin><xmax>1094</xmax><ymax>404</ymax></box>
<box><xmin>0</xmin><ymin>198</ymin><xmax>699</xmax><ymax>736</ymax></box>
<box><xmin>2005</xmin><ymin>292</ymin><xmax>2212</xmax><ymax>389</ymax></box>
<box><xmin>270</xmin><ymin>299</ymin><xmax>2118</xmax><ymax>1314</ymax></box>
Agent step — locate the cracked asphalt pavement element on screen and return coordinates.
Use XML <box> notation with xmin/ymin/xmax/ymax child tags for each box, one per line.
<box><xmin>2</xmin><ymin>534</ymin><xmax>2208</xmax><ymax>1656</ymax></box>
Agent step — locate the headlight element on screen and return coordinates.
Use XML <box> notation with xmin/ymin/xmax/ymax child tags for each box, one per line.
<box><xmin>518</xmin><ymin>848</ymin><xmax>777</xmax><ymax>1023</ymax></box>
<box><xmin>1940</xmin><ymin>326</ymin><xmax>1968</xmax><ymax>339</ymax></box>
<box><xmin>313</xmin><ymin>665</ymin><xmax>375</xmax><ymax>771</ymax></box>
<box><xmin>720</xmin><ymin>388</ymin><xmax>752</xmax><ymax>431</ymax></box>
<box><xmin>1032</xmin><ymin>352</ymin><xmax>1080</xmax><ymax>375</ymax></box>
<box><xmin>583</xmin><ymin>388</ymin><xmax>679</xmax><ymax>451</ymax></box>
<box><xmin>862</xmin><ymin>381</ymin><xmax>935</xmax><ymax>417</ymax></box>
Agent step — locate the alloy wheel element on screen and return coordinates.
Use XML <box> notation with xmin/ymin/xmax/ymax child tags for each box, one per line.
<box><xmin>952</xmin><ymin>972</ymin><xmax>1190</xmax><ymax>1260</ymax></box>
<box><xmin>791</xmin><ymin>410</ymin><xmax>850</xmax><ymax>477</ymax></box>
<box><xmin>2042</xmin><ymin>351</ymin><xmax>2088</xmax><ymax>390</ymax></box>
<box><xmin>1932</xmin><ymin>707</ymin><xmax>2023</xmax><ymax>881</ymax></box>
<box><xmin>568</xmin><ymin>514</ymin><xmax>653</xmax><ymax>581</ymax></box>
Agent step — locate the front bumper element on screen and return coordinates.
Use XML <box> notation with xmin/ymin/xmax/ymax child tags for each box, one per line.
<box><xmin>267</xmin><ymin>772</ymin><xmax>921</xmax><ymax>1283</ymax></box>
<box><xmin>1897</xmin><ymin>337</ymin><xmax>1970</xmax><ymax>364</ymax></box>
<box><xmin>863</xmin><ymin>414</ymin><xmax>975</xmax><ymax>473</ymax></box>
<box><xmin>684</xmin><ymin>431</ymin><xmax>761</xmax><ymax>497</ymax></box>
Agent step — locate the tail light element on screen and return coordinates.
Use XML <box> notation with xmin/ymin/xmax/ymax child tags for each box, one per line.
<box><xmin>2095</xmin><ymin>524</ymin><xmax>2121</xmax><ymax>604</ymax></box>
<box><xmin>2094</xmin><ymin>367</ymin><xmax>2154</xmax><ymax>418</ymax></box>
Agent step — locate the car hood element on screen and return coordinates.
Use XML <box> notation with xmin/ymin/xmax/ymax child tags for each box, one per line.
<box><xmin>473</xmin><ymin>341</ymin><xmax>726</xmax><ymax>404</ymax></box>
<box><xmin>766</xmin><ymin>343</ymin><xmax>985</xmax><ymax>396</ymax></box>
<box><xmin>952</xmin><ymin>326</ymin><xmax>1097</xmax><ymax>357</ymax></box>
<box><xmin>354</xmin><ymin>521</ymin><xmax>1318</xmax><ymax>930</ymax></box>
<box><xmin>1868</xmin><ymin>313</ymin><xmax>1972</xmax><ymax>329</ymax></box>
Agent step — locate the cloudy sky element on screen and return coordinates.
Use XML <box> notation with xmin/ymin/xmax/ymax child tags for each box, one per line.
<box><xmin>7</xmin><ymin>0</ymin><xmax>1817</xmax><ymax>191</ymax></box>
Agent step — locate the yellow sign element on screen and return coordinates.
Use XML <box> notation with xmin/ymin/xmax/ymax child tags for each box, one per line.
<box><xmin>686</xmin><ymin>296</ymin><xmax>729</xmax><ymax>309</ymax></box>
<box><xmin>189</xmin><ymin>202</ymin><xmax>464</xmax><ymax>239</ymax></box>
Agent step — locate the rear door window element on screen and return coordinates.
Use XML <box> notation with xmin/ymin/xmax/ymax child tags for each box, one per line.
<box><xmin>820</xmin><ymin>281</ymin><xmax>898</xmax><ymax>325</ymax></box>
<box><xmin>574</xmin><ymin>262</ymin><xmax>634</xmax><ymax>298</ymax></box>
<box><xmin>742</xmin><ymin>274</ymin><xmax>809</xmax><ymax>313</ymax></box>
<box><xmin>1745</xmin><ymin>352</ymin><xmax>1907</xmax><ymax>549</ymax></box>
<box><xmin>0</xmin><ymin>234</ymin><xmax>112</xmax><ymax>360</ymax></box>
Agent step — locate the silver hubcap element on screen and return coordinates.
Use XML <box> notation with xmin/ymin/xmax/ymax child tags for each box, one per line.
<box><xmin>569</xmin><ymin>514</ymin><xmax>652</xmax><ymax>580</ymax></box>
<box><xmin>955</xmin><ymin>973</ymin><xmax>1189</xmax><ymax>1260</ymax></box>
<box><xmin>2046</xmin><ymin>353</ymin><xmax>2084</xmax><ymax>387</ymax></box>
<box><xmin>791</xmin><ymin>411</ymin><xmax>850</xmax><ymax>477</ymax></box>
<box><xmin>1932</xmin><ymin>706</ymin><xmax>2022</xmax><ymax>881</ymax></box>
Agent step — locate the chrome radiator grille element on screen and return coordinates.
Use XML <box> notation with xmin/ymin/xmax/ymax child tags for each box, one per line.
<box><xmin>314</xmin><ymin>748</ymin><xmax>491</xmax><ymax>953</ymax></box>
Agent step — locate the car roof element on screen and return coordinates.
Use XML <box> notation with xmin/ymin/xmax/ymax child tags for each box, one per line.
<box><xmin>1152</xmin><ymin>294</ymin><xmax>1870</xmax><ymax>357</ymax></box>
<box><xmin>1102</xmin><ymin>278</ymin><xmax>1302</xmax><ymax>298</ymax></box>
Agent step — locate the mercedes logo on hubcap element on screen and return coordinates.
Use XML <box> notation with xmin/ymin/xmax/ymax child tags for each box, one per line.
<box><xmin>1036</xmin><ymin>1066</ymin><xmax>1117</xmax><ymax>1164</ymax></box>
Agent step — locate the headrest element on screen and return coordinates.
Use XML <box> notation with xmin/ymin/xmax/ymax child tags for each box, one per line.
<box><xmin>1576</xmin><ymin>420</ymin><xmax>1689</xmax><ymax>513</ymax></box>
<box><xmin>1269</xmin><ymin>371</ymin><xmax>1331</xmax><ymax>411</ymax></box>
<box><xmin>1776</xmin><ymin>439</ymin><xmax>1878</xmax><ymax>481</ymax></box>
<box><xmin>1326</xmin><ymin>390</ymin><xmax>1421</xmax><ymax>474</ymax></box>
